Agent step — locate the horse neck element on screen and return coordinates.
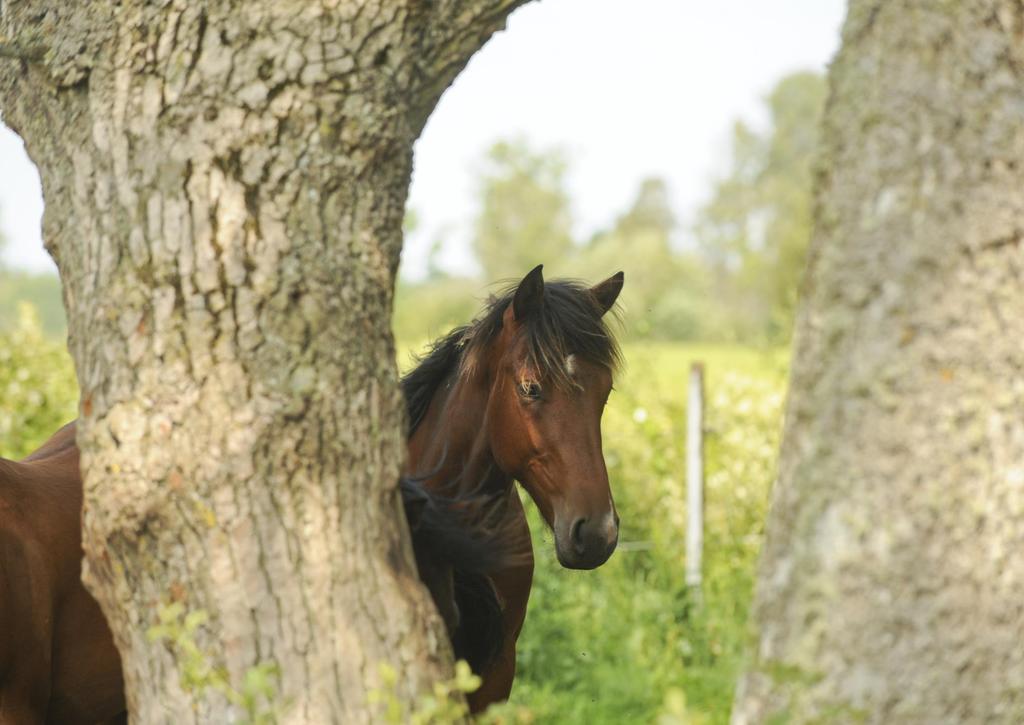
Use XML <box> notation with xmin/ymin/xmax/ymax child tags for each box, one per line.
<box><xmin>408</xmin><ymin>367</ymin><xmax>512</xmax><ymax>497</ymax></box>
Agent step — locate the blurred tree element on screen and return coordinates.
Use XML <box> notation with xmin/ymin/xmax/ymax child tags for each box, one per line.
<box><xmin>0</xmin><ymin>269</ymin><xmax>66</xmax><ymax>338</ymax></box>
<box><xmin>736</xmin><ymin>3</ymin><xmax>1024</xmax><ymax>721</ymax></box>
<box><xmin>409</xmin><ymin>82</ymin><xmax>826</xmax><ymax>346</ymax></box>
<box><xmin>473</xmin><ymin>139</ymin><xmax>574</xmax><ymax>279</ymax></box>
<box><xmin>393</xmin><ymin>275</ymin><xmax>480</xmax><ymax>351</ymax></box>
<box><xmin>614</xmin><ymin>177</ymin><xmax>676</xmax><ymax>240</ymax></box>
<box><xmin>425</xmin><ymin>237</ymin><xmax>446</xmax><ymax>280</ymax></box>
<box><xmin>695</xmin><ymin>71</ymin><xmax>826</xmax><ymax>343</ymax></box>
<box><xmin>579</xmin><ymin>176</ymin><xmax>712</xmax><ymax>340</ymax></box>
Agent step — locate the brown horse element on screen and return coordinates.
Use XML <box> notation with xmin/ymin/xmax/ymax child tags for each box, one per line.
<box><xmin>0</xmin><ymin>425</ymin><xmax>518</xmax><ymax>723</ymax></box>
<box><xmin>402</xmin><ymin>264</ymin><xmax>625</xmax><ymax>710</ymax></box>
<box><xmin>0</xmin><ymin>422</ymin><xmax>124</xmax><ymax>724</ymax></box>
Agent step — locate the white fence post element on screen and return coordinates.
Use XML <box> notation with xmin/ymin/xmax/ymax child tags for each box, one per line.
<box><xmin>686</xmin><ymin>362</ymin><xmax>705</xmax><ymax>598</ymax></box>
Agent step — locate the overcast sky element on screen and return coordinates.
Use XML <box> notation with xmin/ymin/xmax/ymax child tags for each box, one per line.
<box><xmin>0</xmin><ymin>0</ymin><xmax>847</xmax><ymax>278</ymax></box>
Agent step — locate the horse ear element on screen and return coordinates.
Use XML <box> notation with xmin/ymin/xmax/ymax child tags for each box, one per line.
<box><xmin>590</xmin><ymin>271</ymin><xmax>624</xmax><ymax>315</ymax></box>
<box><xmin>512</xmin><ymin>264</ymin><xmax>545</xmax><ymax>321</ymax></box>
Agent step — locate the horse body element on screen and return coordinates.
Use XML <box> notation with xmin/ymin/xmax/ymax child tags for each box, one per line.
<box><xmin>403</xmin><ymin>265</ymin><xmax>625</xmax><ymax>711</ymax></box>
<box><xmin>0</xmin><ymin>425</ymin><xmax>124</xmax><ymax>724</ymax></box>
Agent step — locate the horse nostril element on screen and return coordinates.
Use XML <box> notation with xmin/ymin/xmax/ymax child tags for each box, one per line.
<box><xmin>613</xmin><ymin>512</ymin><xmax>621</xmax><ymax>528</ymax></box>
<box><xmin>570</xmin><ymin>517</ymin><xmax>587</xmax><ymax>553</ymax></box>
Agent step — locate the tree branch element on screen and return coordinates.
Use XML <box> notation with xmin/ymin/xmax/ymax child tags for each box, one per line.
<box><xmin>405</xmin><ymin>0</ymin><xmax>535</xmax><ymax>133</ymax></box>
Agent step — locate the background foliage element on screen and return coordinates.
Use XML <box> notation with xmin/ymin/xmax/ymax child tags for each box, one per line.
<box><xmin>695</xmin><ymin>72</ymin><xmax>825</xmax><ymax>343</ymax></box>
<box><xmin>0</xmin><ymin>303</ymin><xmax>76</xmax><ymax>458</ymax></box>
<box><xmin>395</xmin><ymin>70</ymin><xmax>824</xmax><ymax>347</ymax></box>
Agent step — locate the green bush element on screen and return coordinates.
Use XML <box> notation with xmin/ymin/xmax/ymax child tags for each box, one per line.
<box><xmin>394</xmin><ymin>278</ymin><xmax>483</xmax><ymax>348</ymax></box>
<box><xmin>0</xmin><ymin>302</ymin><xmax>77</xmax><ymax>459</ymax></box>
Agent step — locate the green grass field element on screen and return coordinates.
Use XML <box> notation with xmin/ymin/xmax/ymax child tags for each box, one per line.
<box><xmin>3</xmin><ymin>312</ymin><xmax>790</xmax><ymax>723</ymax></box>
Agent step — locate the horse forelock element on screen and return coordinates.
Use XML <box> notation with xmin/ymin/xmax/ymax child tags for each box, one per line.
<box><xmin>498</xmin><ymin>279</ymin><xmax>620</xmax><ymax>386</ymax></box>
<box><xmin>401</xmin><ymin>325</ymin><xmax>469</xmax><ymax>437</ymax></box>
<box><xmin>401</xmin><ymin>278</ymin><xmax>621</xmax><ymax>436</ymax></box>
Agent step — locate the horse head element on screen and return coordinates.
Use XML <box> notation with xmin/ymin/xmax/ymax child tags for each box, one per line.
<box><xmin>477</xmin><ymin>265</ymin><xmax>624</xmax><ymax>570</ymax></box>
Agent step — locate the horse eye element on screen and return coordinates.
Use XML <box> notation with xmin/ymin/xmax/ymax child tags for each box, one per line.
<box><xmin>519</xmin><ymin>381</ymin><xmax>542</xmax><ymax>400</ymax></box>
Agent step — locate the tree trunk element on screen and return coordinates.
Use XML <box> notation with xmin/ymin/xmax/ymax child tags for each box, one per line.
<box><xmin>0</xmin><ymin>2</ymin><xmax>529</xmax><ymax>721</ymax></box>
<box><xmin>735</xmin><ymin>2</ymin><xmax>1024</xmax><ymax>723</ymax></box>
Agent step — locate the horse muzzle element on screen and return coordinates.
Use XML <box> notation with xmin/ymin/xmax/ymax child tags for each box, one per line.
<box><xmin>555</xmin><ymin>511</ymin><xmax>619</xmax><ymax>570</ymax></box>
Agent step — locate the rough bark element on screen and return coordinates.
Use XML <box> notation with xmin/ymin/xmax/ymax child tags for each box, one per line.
<box><xmin>0</xmin><ymin>1</ymin><xmax>529</xmax><ymax>722</ymax></box>
<box><xmin>734</xmin><ymin>2</ymin><xmax>1024</xmax><ymax>723</ymax></box>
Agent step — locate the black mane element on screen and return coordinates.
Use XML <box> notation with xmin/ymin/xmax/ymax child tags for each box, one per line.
<box><xmin>401</xmin><ymin>325</ymin><xmax>471</xmax><ymax>439</ymax></box>
<box><xmin>401</xmin><ymin>477</ymin><xmax>526</xmax><ymax>673</ymax></box>
<box><xmin>401</xmin><ymin>279</ymin><xmax>621</xmax><ymax>437</ymax></box>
